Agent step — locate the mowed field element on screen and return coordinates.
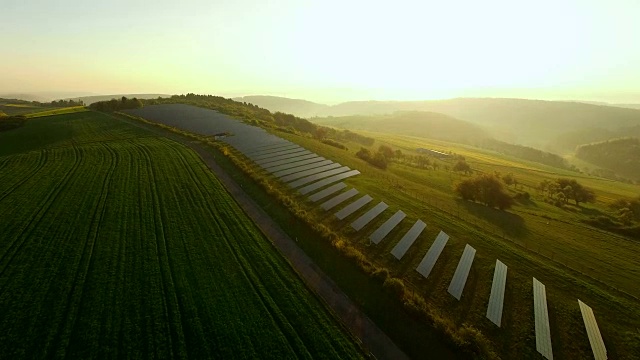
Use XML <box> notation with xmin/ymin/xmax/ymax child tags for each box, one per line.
<box><xmin>0</xmin><ymin>110</ymin><xmax>364</xmax><ymax>359</ymax></box>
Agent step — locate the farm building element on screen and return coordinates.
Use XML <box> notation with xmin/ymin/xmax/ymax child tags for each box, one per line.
<box><xmin>416</xmin><ymin>148</ymin><xmax>450</xmax><ymax>158</ymax></box>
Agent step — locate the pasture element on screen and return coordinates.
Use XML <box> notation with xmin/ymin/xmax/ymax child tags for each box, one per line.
<box><xmin>0</xmin><ymin>111</ymin><xmax>364</xmax><ymax>359</ymax></box>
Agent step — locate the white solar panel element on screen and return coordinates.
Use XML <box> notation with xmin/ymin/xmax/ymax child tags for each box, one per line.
<box><xmin>447</xmin><ymin>244</ymin><xmax>476</xmax><ymax>300</ymax></box>
<box><xmin>578</xmin><ymin>300</ymin><xmax>607</xmax><ymax>360</ymax></box>
<box><xmin>415</xmin><ymin>231</ymin><xmax>449</xmax><ymax>278</ymax></box>
<box><xmin>299</xmin><ymin>170</ymin><xmax>360</xmax><ymax>195</ymax></box>
<box><xmin>351</xmin><ymin>202</ymin><xmax>388</xmax><ymax>231</ymax></box>
<box><xmin>369</xmin><ymin>210</ymin><xmax>406</xmax><ymax>244</ymax></box>
<box><xmin>321</xmin><ymin>188</ymin><xmax>359</xmax><ymax>210</ymax></box>
<box><xmin>280</xmin><ymin>163</ymin><xmax>342</xmax><ymax>182</ymax></box>
<box><xmin>308</xmin><ymin>182</ymin><xmax>347</xmax><ymax>202</ymax></box>
<box><xmin>335</xmin><ymin>195</ymin><xmax>373</xmax><ymax>220</ymax></box>
<box><xmin>390</xmin><ymin>220</ymin><xmax>426</xmax><ymax>260</ymax></box>
<box><xmin>486</xmin><ymin>260</ymin><xmax>508</xmax><ymax>327</ymax></box>
<box><xmin>533</xmin><ymin>278</ymin><xmax>553</xmax><ymax>360</ymax></box>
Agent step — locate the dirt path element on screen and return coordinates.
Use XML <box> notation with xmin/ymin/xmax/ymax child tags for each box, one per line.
<box><xmin>114</xmin><ymin>114</ymin><xmax>410</xmax><ymax>360</ymax></box>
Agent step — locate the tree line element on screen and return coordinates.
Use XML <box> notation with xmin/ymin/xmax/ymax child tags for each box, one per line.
<box><xmin>89</xmin><ymin>97</ymin><xmax>143</xmax><ymax>112</ymax></box>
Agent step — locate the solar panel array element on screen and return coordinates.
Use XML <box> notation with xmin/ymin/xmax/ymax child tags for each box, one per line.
<box><xmin>533</xmin><ymin>278</ymin><xmax>554</xmax><ymax>360</ymax></box>
<box><xmin>256</xmin><ymin>150</ymin><xmax>312</xmax><ymax>166</ymax></box>
<box><xmin>322</xmin><ymin>188</ymin><xmax>359</xmax><ymax>210</ymax></box>
<box><xmin>416</xmin><ymin>231</ymin><xmax>449</xmax><ymax>278</ymax></box>
<box><xmin>578</xmin><ymin>300</ymin><xmax>607</xmax><ymax>360</ymax></box>
<box><xmin>351</xmin><ymin>202</ymin><xmax>388</xmax><ymax>231</ymax></box>
<box><xmin>308</xmin><ymin>182</ymin><xmax>347</xmax><ymax>203</ymax></box>
<box><xmin>335</xmin><ymin>195</ymin><xmax>373</xmax><ymax>220</ymax></box>
<box><xmin>486</xmin><ymin>260</ymin><xmax>508</xmax><ymax>327</ymax></box>
<box><xmin>391</xmin><ymin>220</ymin><xmax>426</xmax><ymax>260</ymax></box>
<box><xmin>369</xmin><ymin>210</ymin><xmax>406</xmax><ymax>244</ymax></box>
<box><xmin>447</xmin><ymin>244</ymin><xmax>477</xmax><ymax>300</ymax></box>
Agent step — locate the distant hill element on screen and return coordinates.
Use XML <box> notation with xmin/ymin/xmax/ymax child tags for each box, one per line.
<box><xmin>312</xmin><ymin>111</ymin><xmax>490</xmax><ymax>145</ymax></box>
<box><xmin>233</xmin><ymin>95</ymin><xmax>330</xmax><ymax>118</ymax></box>
<box><xmin>242</xmin><ymin>96</ymin><xmax>640</xmax><ymax>151</ymax></box>
<box><xmin>69</xmin><ymin>94</ymin><xmax>168</xmax><ymax>105</ymax></box>
<box><xmin>576</xmin><ymin>138</ymin><xmax>640</xmax><ymax>181</ymax></box>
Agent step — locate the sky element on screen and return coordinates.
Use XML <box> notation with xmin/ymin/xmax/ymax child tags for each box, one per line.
<box><xmin>1</xmin><ymin>0</ymin><xmax>639</xmax><ymax>104</ymax></box>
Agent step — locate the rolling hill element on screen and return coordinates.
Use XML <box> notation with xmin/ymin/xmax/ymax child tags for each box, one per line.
<box><xmin>238</xmin><ymin>96</ymin><xmax>640</xmax><ymax>151</ymax></box>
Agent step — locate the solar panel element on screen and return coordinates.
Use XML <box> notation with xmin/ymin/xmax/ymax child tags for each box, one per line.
<box><xmin>247</xmin><ymin>144</ymin><xmax>300</xmax><ymax>159</ymax></box>
<box><xmin>308</xmin><ymin>182</ymin><xmax>347</xmax><ymax>202</ymax></box>
<box><xmin>578</xmin><ymin>300</ymin><xmax>607</xmax><ymax>360</ymax></box>
<box><xmin>390</xmin><ymin>220</ymin><xmax>426</xmax><ymax>260</ymax></box>
<box><xmin>288</xmin><ymin>166</ymin><xmax>350</xmax><ymax>188</ymax></box>
<box><xmin>351</xmin><ymin>202</ymin><xmax>388</xmax><ymax>231</ymax></box>
<box><xmin>335</xmin><ymin>195</ymin><xmax>373</xmax><ymax>220</ymax></box>
<box><xmin>415</xmin><ymin>231</ymin><xmax>449</xmax><ymax>278</ymax></box>
<box><xmin>269</xmin><ymin>158</ymin><xmax>330</xmax><ymax>175</ymax></box>
<box><xmin>299</xmin><ymin>170</ymin><xmax>360</xmax><ymax>195</ymax></box>
<box><xmin>262</xmin><ymin>154</ymin><xmax>320</xmax><ymax>171</ymax></box>
<box><xmin>486</xmin><ymin>260</ymin><xmax>508</xmax><ymax>327</ymax></box>
<box><xmin>533</xmin><ymin>277</ymin><xmax>553</xmax><ymax>360</ymax></box>
<box><xmin>321</xmin><ymin>188</ymin><xmax>359</xmax><ymax>210</ymax></box>
<box><xmin>280</xmin><ymin>162</ymin><xmax>342</xmax><ymax>182</ymax></box>
<box><xmin>369</xmin><ymin>210</ymin><xmax>406</xmax><ymax>244</ymax></box>
<box><xmin>255</xmin><ymin>150</ymin><xmax>311</xmax><ymax>165</ymax></box>
<box><xmin>447</xmin><ymin>244</ymin><xmax>476</xmax><ymax>300</ymax></box>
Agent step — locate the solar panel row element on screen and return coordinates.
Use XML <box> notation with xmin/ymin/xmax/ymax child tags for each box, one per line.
<box><xmin>369</xmin><ymin>210</ymin><xmax>406</xmax><ymax>244</ymax></box>
<box><xmin>447</xmin><ymin>244</ymin><xmax>476</xmax><ymax>300</ymax></box>
<box><xmin>578</xmin><ymin>300</ymin><xmax>607</xmax><ymax>360</ymax></box>
<box><xmin>533</xmin><ymin>278</ymin><xmax>553</xmax><ymax>360</ymax></box>
<box><xmin>322</xmin><ymin>188</ymin><xmax>359</xmax><ymax>210</ymax></box>
<box><xmin>335</xmin><ymin>195</ymin><xmax>373</xmax><ymax>220</ymax></box>
<box><xmin>308</xmin><ymin>182</ymin><xmax>347</xmax><ymax>202</ymax></box>
<box><xmin>299</xmin><ymin>170</ymin><xmax>360</xmax><ymax>195</ymax></box>
<box><xmin>280</xmin><ymin>163</ymin><xmax>342</xmax><ymax>182</ymax></box>
<box><xmin>270</xmin><ymin>158</ymin><xmax>331</xmax><ymax>176</ymax></box>
<box><xmin>351</xmin><ymin>202</ymin><xmax>388</xmax><ymax>231</ymax></box>
<box><xmin>289</xmin><ymin>166</ymin><xmax>351</xmax><ymax>188</ymax></box>
<box><xmin>486</xmin><ymin>260</ymin><xmax>508</xmax><ymax>327</ymax></box>
<box><xmin>391</xmin><ymin>220</ymin><xmax>426</xmax><ymax>260</ymax></box>
<box><xmin>415</xmin><ymin>231</ymin><xmax>449</xmax><ymax>278</ymax></box>
<box><xmin>262</xmin><ymin>154</ymin><xmax>320</xmax><ymax>170</ymax></box>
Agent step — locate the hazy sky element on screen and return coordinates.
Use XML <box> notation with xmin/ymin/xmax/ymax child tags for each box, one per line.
<box><xmin>2</xmin><ymin>0</ymin><xmax>639</xmax><ymax>103</ymax></box>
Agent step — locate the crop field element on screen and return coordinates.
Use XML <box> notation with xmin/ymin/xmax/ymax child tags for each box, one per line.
<box><xmin>271</xmin><ymin>129</ymin><xmax>640</xmax><ymax>358</ymax></box>
<box><xmin>0</xmin><ymin>111</ymin><xmax>364</xmax><ymax>359</ymax></box>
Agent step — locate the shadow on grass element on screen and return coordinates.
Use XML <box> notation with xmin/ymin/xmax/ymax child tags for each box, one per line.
<box><xmin>456</xmin><ymin>199</ymin><xmax>528</xmax><ymax>237</ymax></box>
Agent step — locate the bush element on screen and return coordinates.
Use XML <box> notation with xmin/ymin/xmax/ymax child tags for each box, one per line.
<box><xmin>321</xmin><ymin>139</ymin><xmax>347</xmax><ymax>150</ymax></box>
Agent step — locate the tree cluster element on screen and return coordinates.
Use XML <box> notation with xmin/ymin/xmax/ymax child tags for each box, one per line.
<box><xmin>355</xmin><ymin>145</ymin><xmax>399</xmax><ymax>169</ymax></box>
<box><xmin>90</xmin><ymin>97</ymin><xmax>143</xmax><ymax>112</ymax></box>
<box><xmin>454</xmin><ymin>174</ymin><xmax>514</xmax><ymax>210</ymax></box>
<box><xmin>538</xmin><ymin>178</ymin><xmax>596</xmax><ymax>206</ymax></box>
<box><xmin>0</xmin><ymin>115</ymin><xmax>27</xmax><ymax>132</ymax></box>
<box><xmin>452</xmin><ymin>159</ymin><xmax>472</xmax><ymax>174</ymax></box>
<box><xmin>609</xmin><ymin>196</ymin><xmax>640</xmax><ymax>225</ymax></box>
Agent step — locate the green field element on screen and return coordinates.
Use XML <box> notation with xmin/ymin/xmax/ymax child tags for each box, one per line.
<box><xmin>0</xmin><ymin>111</ymin><xmax>364</xmax><ymax>359</ymax></box>
<box><xmin>268</xmin><ymin>128</ymin><xmax>640</xmax><ymax>359</ymax></box>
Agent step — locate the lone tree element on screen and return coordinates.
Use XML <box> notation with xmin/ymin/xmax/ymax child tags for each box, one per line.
<box><xmin>455</xmin><ymin>174</ymin><xmax>514</xmax><ymax>210</ymax></box>
<box><xmin>453</xmin><ymin>159</ymin><xmax>472</xmax><ymax>174</ymax></box>
<box><xmin>555</xmin><ymin>178</ymin><xmax>595</xmax><ymax>205</ymax></box>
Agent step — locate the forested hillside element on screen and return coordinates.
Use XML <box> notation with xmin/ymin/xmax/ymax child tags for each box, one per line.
<box><xmin>576</xmin><ymin>138</ymin><xmax>640</xmax><ymax>180</ymax></box>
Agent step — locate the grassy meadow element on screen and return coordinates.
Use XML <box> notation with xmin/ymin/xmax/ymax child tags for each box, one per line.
<box><xmin>0</xmin><ymin>111</ymin><xmax>365</xmax><ymax>359</ymax></box>
<box><xmin>268</xmin><ymin>128</ymin><xmax>640</xmax><ymax>359</ymax></box>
